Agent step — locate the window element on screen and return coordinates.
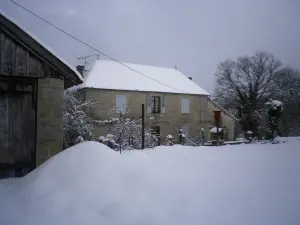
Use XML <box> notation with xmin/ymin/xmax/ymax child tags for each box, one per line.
<box><xmin>151</xmin><ymin>96</ymin><xmax>161</xmax><ymax>113</ymax></box>
<box><xmin>181</xmin><ymin>97</ymin><xmax>189</xmax><ymax>113</ymax></box>
<box><xmin>116</xmin><ymin>95</ymin><xmax>126</xmax><ymax>114</ymax></box>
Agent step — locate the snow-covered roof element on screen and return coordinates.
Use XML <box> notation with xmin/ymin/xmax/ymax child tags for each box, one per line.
<box><xmin>83</xmin><ymin>60</ymin><xmax>209</xmax><ymax>95</ymax></box>
<box><xmin>0</xmin><ymin>11</ymin><xmax>83</xmax><ymax>82</ymax></box>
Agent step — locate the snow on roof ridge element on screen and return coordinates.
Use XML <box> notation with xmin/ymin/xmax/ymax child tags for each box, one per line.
<box><xmin>84</xmin><ymin>60</ymin><xmax>210</xmax><ymax>95</ymax></box>
<box><xmin>0</xmin><ymin>10</ymin><xmax>83</xmax><ymax>82</ymax></box>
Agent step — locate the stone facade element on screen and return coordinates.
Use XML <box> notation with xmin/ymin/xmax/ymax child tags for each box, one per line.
<box><xmin>36</xmin><ymin>78</ymin><xmax>64</xmax><ymax>166</ymax></box>
<box><xmin>207</xmin><ymin>100</ymin><xmax>237</xmax><ymax>140</ymax></box>
<box><xmin>85</xmin><ymin>88</ymin><xmax>211</xmax><ymax>144</ymax></box>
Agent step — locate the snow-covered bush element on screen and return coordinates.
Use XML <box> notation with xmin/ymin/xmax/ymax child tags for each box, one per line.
<box><xmin>265</xmin><ymin>98</ymin><xmax>283</xmax><ymax>140</ymax></box>
<box><xmin>103</xmin><ymin>113</ymin><xmax>158</xmax><ymax>150</ymax></box>
<box><xmin>98</xmin><ymin>135</ymin><xmax>119</xmax><ymax>150</ymax></box>
<box><xmin>166</xmin><ymin>134</ymin><xmax>174</xmax><ymax>146</ymax></box>
<box><xmin>63</xmin><ymin>88</ymin><xmax>99</xmax><ymax>148</ymax></box>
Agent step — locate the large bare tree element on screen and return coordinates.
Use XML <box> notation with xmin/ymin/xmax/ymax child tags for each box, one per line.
<box><xmin>272</xmin><ymin>67</ymin><xmax>300</xmax><ymax>136</ymax></box>
<box><xmin>214</xmin><ymin>52</ymin><xmax>282</xmax><ymax>136</ymax></box>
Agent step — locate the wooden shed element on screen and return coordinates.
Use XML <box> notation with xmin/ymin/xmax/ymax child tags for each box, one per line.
<box><xmin>0</xmin><ymin>12</ymin><xmax>82</xmax><ymax>179</ymax></box>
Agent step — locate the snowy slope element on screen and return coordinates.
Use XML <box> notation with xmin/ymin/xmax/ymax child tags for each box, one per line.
<box><xmin>84</xmin><ymin>60</ymin><xmax>210</xmax><ymax>95</ymax></box>
<box><xmin>0</xmin><ymin>140</ymin><xmax>300</xmax><ymax>225</ymax></box>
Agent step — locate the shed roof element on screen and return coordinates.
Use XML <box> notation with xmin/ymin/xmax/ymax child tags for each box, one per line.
<box><xmin>0</xmin><ymin>11</ymin><xmax>83</xmax><ymax>84</ymax></box>
<box><xmin>84</xmin><ymin>60</ymin><xmax>210</xmax><ymax>95</ymax></box>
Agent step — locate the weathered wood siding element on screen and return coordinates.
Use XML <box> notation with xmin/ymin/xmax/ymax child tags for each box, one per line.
<box><xmin>0</xmin><ymin>30</ymin><xmax>43</xmax><ymax>77</ymax></box>
<box><xmin>0</xmin><ymin>29</ymin><xmax>42</xmax><ymax>178</ymax></box>
<box><xmin>0</xmin><ymin>15</ymin><xmax>76</xmax><ymax>178</ymax></box>
<box><xmin>0</xmin><ymin>78</ymin><xmax>36</xmax><ymax>178</ymax></box>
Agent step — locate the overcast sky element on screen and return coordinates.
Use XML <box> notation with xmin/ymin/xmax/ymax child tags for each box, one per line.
<box><xmin>1</xmin><ymin>0</ymin><xmax>300</xmax><ymax>93</ymax></box>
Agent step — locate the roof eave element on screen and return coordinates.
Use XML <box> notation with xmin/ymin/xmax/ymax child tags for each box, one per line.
<box><xmin>0</xmin><ymin>12</ymin><xmax>83</xmax><ymax>85</ymax></box>
<box><xmin>82</xmin><ymin>86</ymin><xmax>209</xmax><ymax>96</ymax></box>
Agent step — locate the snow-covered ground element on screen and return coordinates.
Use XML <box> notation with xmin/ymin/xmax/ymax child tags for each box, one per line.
<box><xmin>1</xmin><ymin>139</ymin><xmax>300</xmax><ymax>225</ymax></box>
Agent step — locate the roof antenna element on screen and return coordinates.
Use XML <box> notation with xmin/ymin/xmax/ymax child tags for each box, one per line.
<box><xmin>77</xmin><ymin>53</ymin><xmax>99</xmax><ymax>77</ymax></box>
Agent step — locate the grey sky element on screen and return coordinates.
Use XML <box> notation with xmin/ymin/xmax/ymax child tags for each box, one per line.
<box><xmin>1</xmin><ymin>0</ymin><xmax>300</xmax><ymax>93</ymax></box>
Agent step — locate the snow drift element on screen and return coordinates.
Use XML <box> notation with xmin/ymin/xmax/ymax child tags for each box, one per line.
<box><xmin>0</xmin><ymin>140</ymin><xmax>300</xmax><ymax>225</ymax></box>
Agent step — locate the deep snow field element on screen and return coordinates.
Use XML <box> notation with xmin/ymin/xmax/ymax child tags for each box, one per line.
<box><xmin>0</xmin><ymin>138</ymin><xmax>300</xmax><ymax>225</ymax></box>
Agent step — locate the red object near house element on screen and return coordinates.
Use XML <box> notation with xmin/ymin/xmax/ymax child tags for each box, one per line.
<box><xmin>213</xmin><ymin>111</ymin><xmax>222</xmax><ymax>125</ymax></box>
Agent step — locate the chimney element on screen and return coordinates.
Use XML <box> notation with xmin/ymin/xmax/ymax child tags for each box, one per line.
<box><xmin>188</xmin><ymin>76</ymin><xmax>192</xmax><ymax>80</ymax></box>
<box><xmin>76</xmin><ymin>65</ymin><xmax>85</xmax><ymax>76</ymax></box>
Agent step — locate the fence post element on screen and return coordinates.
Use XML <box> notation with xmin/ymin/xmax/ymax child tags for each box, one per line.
<box><xmin>119</xmin><ymin>111</ymin><xmax>122</xmax><ymax>154</ymax></box>
<box><xmin>214</xmin><ymin>110</ymin><xmax>221</xmax><ymax>147</ymax></box>
<box><xmin>142</xmin><ymin>104</ymin><xmax>145</xmax><ymax>149</ymax></box>
<box><xmin>217</xmin><ymin>122</ymin><xmax>219</xmax><ymax>147</ymax></box>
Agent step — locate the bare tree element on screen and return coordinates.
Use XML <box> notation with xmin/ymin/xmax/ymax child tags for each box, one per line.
<box><xmin>214</xmin><ymin>52</ymin><xmax>282</xmax><ymax>136</ymax></box>
<box><xmin>272</xmin><ymin>67</ymin><xmax>300</xmax><ymax>135</ymax></box>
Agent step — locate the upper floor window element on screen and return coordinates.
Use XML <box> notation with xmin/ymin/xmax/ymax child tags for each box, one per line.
<box><xmin>116</xmin><ymin>95</ymin><xmax>126</xmax><ymax>114</ymax></box>
<box><xmin>181</xmin><ymin>97</ymin><xmax>189</xmax><ymax>113</ymax></box>
<box><xmin>152</xmin><ymin>96</ymin><xmax>161</xmax><ymax>113</ymax></box>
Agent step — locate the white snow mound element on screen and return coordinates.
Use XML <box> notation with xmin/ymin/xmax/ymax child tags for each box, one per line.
<box><xmin>1</xmin><ymin>140</ymin><xmax>300</xmax><ymax>225</ymax></box>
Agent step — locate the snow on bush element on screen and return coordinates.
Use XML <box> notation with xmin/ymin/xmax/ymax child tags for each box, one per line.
<box><xmin>102</xmin><ymin>112</ymin><xmax>158</xmax><ymax>150</ymax></box>
<box><xmin>266</xmin><ymin>99</ymin><xmax>283</xmax><ymax>110</ymax></box>
<box><xmin>98</xmin><ymin>135</ymin><xmax>119</xmax><ymax>150</ymax></box>
<box><xmin>265</xmin><ymin>98</ymin><xmax>283</xmax><ymax>139</ymax></box>
<box><xmin>62</xmin><ymin>88</ymin><xmax>99</xmax><ymax>148</ymax></box>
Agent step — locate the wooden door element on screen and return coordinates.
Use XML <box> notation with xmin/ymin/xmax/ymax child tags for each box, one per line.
<box><xmin>0</xmin><ymin>77</ymin><xmax>36</xmax><ymax>179</ymax></box>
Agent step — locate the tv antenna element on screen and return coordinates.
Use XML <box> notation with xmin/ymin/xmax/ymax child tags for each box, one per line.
<box><xmin>77</xmin><ymin>53</ymin><xmax>99</xmax><ymax>68</ymax></box>
<box><xmin>77</xmin><ymin>54</ymin><xmax>99</xmax><ymax>77</ymax></box>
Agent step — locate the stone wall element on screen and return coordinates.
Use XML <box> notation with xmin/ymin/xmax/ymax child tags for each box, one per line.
<box><xmin>207</xmin><ymin>100</ymin><xmax>236</xmax><ymax>140</ymax></box>
<box><xmin>35</xmin><ymin>78</ymin><xmax>64</xmax><ymax>166</ymax></box>
<box><xmin>85</xmin><ymin>88</ymin><xmax>209</xmax><ymax>144</ymax></box>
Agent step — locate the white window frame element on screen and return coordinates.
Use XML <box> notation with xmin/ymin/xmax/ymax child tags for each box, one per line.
<box><xmin>181</xmin><ymin>97</ymin><xmax>189</xmax><ymax>113</ymax></box>
<box><xmin>116</xmin><ymin>95</ymin><xmax>126</xmax><ymax>114</ymax></box>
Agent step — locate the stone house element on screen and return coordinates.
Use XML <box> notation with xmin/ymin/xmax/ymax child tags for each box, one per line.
<box><xmin>78</xmin><ymin>60</ymin><xmax>236</xmax><ymax>144</ymax></box>
<box><xmin>0</xmin><ymin>12</ymin><xmax>82</xmax><ymax>178</ymax></box>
